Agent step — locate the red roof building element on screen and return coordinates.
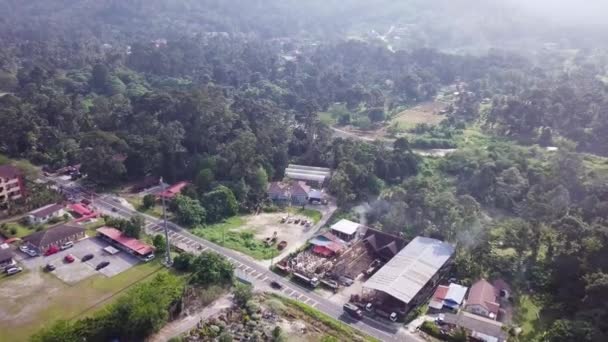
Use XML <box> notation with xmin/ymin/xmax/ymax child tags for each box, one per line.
<box><xmin>465</xmin><ymin>279</ymin><xmax>500</xmax><ymax>319</ymax></box>
<box><xmin>69</xmin><ymin>203</ymin><xmax>93</xmax><ymax>217</ymax></box>
<box><xmin>97</xmin><ymin>227</ymin><xmax>154</xmax><ymax>257</ymax></box>
<box><xmin>157</xmin><ymin>181</ymin><xmax>189</xmax><ymax>200</ymax></box>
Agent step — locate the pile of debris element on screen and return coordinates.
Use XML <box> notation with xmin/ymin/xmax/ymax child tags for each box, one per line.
<box><xmin>290</xmin><ymin>249</ymin><xmax>334</xmax><ymax>277</ymax></box>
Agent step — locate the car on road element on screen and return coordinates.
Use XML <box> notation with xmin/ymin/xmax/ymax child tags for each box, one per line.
<box><xmin>81</xmin><ymin>254</ymin><xmax>94</xmax><ymax>262</ymax></box>
<box><xmin>270</xmin><ymin>280</ymin><xmax>283</xmax><ymax>290</ymax></box>
<box><xmin>64</xmin><ymin>254</ymin><xmax>75</xmax><ymax>263</ymax></box>
<box><xmin>111</xmin><ymin>207</ymin><xmax>118</xmax><ymax>212</ymax></box>
<box><xmin>96</xmin><ymin>261</ymin><xmax>110</xmax><ymax>270</ymax></box>
<box><xmin>60</xmin><ymin>241</ymin><xmax>74</xmax><ymax>250</ymax></box>
<box><xmin>44</xmin><ymin>264</ymin><xmax>56</xmax><ymax>272</ymax></box>
<box><xmin>6</xmin><ymin>267</ymin><xmax>23</xmax><ymax>275</ymax></box>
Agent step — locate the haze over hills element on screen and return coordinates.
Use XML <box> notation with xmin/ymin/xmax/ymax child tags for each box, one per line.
<box><xmin>1</xmin><ymin>0</ymin><xmax>607</xmax><ymax>53</ymax></box>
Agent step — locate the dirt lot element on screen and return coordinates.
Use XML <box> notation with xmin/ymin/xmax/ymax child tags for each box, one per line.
<box><xmin>236</xmin><ymin>213</ymin><xmax>314</xmax><ymax>244</ymax></box>
<box><xmin>391</xmin><ymin>101</ymin><xmax>448</xmax><ymax>128</ymax></box>
<box><xmin>330</xmin><ymin>101</ymin><xmax>448</xmax><ymax>143</ymax></box>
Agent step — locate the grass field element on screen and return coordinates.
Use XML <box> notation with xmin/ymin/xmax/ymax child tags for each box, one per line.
<box><xmin>0</xmin><ymin>221</ymin><xmax>34</xmax><ymax>238</ymax></box>
<box><xmin>389</xmin><ymin>101</ymin><xmax>447</xmax><ymax>130</ymax></box>
<box><xmin>192</xmin><ymin>208</ymin><xmax>321</xmax><ymax>260</ymax></box>
<box><xmin>0</xmin><ymin>260</ymin><xmax>164</xmax><ymax>341</ymax></box>
<box><xmin>192</xmin><ymin>217</ymin><xmax>278</xmax><ymax>259</ymax></box>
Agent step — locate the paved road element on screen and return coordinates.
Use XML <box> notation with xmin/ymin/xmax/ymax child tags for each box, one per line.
<box><xmin>47</xmin><ymin>177</ymin><xmax>422</xmax><ymax>342</ymax></box>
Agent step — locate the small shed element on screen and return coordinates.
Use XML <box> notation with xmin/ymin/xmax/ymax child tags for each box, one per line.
<box><xmin>330</xmin><ymin>219</ymin><xmax>360</xmax><ymax>241</ymax></box>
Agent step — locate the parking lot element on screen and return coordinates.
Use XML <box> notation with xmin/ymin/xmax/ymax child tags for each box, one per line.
<box><xmin>17</xmin><ymin>237</ymin><xmax>140</xmax><ymax>283</ymax></box>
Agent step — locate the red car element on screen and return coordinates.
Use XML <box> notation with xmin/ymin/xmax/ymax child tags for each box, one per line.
<box><xmin>44</xmin><ymin>245</ymin><xmax>60</xmax><ymax>256</ymax></box>
<box><xmin>64</xmin><ymin>254</ymin><xmax>75</xmax><ymax>263</ymax></box>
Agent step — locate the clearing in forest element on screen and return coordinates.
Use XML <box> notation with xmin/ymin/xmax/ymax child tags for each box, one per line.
<box><xmin>390</xmin><ymin>101</ymin><xmax>448</xmax><ymax>129</ymax></box>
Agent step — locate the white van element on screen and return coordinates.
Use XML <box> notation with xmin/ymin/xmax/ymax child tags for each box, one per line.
<box><xmin>61</xmin><ymin>241</ymin><xmax>74</xmax><ymax>250</ymax></box>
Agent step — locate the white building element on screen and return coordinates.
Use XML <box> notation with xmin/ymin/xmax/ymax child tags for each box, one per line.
<box><xmin>330</xmin><ymin>219</ymin><xmax>361</xmax><ymax>241</ymax></box>
<box><xmin>27</xmin><ymin>203</ymin><xmax>65</xmax><ymax>225</ymax></box>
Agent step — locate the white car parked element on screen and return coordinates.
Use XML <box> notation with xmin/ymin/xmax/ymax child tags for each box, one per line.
<box><xmin>6</xmin><ymin>267</ymin><xmax>23</xmax><ymax>275</ymax></box>
<box><xmin>60</xmin><ymin>241</ymin><xmax>74</xmax><ymax>250</ymax></box>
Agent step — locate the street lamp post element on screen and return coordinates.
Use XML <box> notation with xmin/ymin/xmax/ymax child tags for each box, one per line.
<box><xmin>160</xmin><ymin>178</ymin><xmax>172</xmax><ymax>266</ymax></box>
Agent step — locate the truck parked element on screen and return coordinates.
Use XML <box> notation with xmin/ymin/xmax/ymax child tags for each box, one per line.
<box><xmin>292</xmin><ymin>272</ymin><xmax>320</xmax><ymax>288</ymax></box>
<box><xmin>343</xmin><ymin>303</ymin><xmax>363</xmax><ymax>319</ymax></box>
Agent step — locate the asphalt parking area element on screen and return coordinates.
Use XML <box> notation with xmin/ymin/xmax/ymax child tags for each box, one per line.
<box><xmin>19</xmin><ymin>237</ymin><xmax>140</xmax><ymax>283</ymax></box>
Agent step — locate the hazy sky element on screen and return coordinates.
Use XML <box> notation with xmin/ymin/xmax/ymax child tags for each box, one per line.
<box><xmin>507</xmin><ymin>0</ymin><xmax>608</xmax><ymax>27</ymax></box>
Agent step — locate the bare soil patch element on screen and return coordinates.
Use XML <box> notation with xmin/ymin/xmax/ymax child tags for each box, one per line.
<box><xmin>232</xmin><ymin>213</ymin><xmax>315</xmax><ymax>251</ymax></box>
<box><xmin>391</xmin><ymin>101</ymin><xmax>448</xmax><ymax>127</ymax></box>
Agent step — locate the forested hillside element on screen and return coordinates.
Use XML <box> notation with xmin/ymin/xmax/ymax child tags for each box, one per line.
<box><xmin>2</xmin><ymin>1</ymin><xmax>608</xmax><ymax>341</ymax></box>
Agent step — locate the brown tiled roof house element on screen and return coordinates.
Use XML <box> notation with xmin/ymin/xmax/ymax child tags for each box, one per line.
<box><xmin>465</xmin><ymin>279</ymin><xmax>500</xmax><ymax>319</ymax></box>
<box><xmin>23</xmin><ymin>224</ymin><xmax>85</xmax><ymax>252</ymax></box>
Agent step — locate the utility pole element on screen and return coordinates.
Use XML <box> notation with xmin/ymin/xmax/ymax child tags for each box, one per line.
<box><xmin>160</xmin><ymin>178</ymin><xmax>172</xmax><ymax>266</ymax></box>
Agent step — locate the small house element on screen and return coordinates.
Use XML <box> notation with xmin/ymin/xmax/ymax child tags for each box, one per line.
<box><xmin>465</xmin><ymin>279</ymin><xmax>500</xmax><ymax>320</ymax></box>
<box><xmin>330</xmin><ymin>219</ymin><xmax>361</xmax><ymax>241</ymax></box>
<box><xmin>267</xmin><ymin>181</ymin><xmax>311</xmax><ymax>206</ymax></box>
<box><xmin>429</xmin><ymin>283</ymin><xmax>469</xmax><ymax>311</ymax></box>
<box><xmin>27</xmin><ymin>203</ymin><xmax>65</xmax><ymax>225</ymax></box>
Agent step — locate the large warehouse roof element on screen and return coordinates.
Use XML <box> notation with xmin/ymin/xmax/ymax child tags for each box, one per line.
<box><xmin>285</xmin><ymin>164</ymin><xmax>331</xmax><ymax>183</ymax></box>
<box><xmin>364</xmin><ymin>236</ymin><xmax>454</xmax><ymax>304</ymax></box>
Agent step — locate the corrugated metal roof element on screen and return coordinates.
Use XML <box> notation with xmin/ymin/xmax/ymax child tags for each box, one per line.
<box><xmin>331</xmin><ymin>219</ymin><xmax>360</xmax><ymax>236</ymax></box>
<box><xmin>445</xmin><ymin>283</ymin><xmax>468</xmax><ymax>305</ymax></box>
<box><xmin>364</xmin><ymin>236</ymin><xmax>454</xmax><ymax>304</ymax></box>
<box><xmin>285</xmin><ymin>164</ymin><xmax>331</xmax><ymax>183</ymax></box>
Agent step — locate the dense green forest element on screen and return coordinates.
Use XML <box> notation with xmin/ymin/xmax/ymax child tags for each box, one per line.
<box><xmin>2</xmin><ymin>1</ymin><xmax>608</xmax><ymax>341</ymax></box>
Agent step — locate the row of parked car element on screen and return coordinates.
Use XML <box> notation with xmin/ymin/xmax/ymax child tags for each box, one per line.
<box><xmin>19</xmin><ymin>241</ymin><xmax>75</xmax><ymax>257</ymax></box>
<box><xmin>44</xmin><ymin>253</ymin><xmax>110</xmax><ymax>272</ymax></box>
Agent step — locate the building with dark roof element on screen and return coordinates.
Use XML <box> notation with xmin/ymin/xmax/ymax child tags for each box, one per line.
<box><xmin>0</xmin><ymin>165</ymin><xmax>25</xmax><ymax>205</ymax></box>
<box><xmin>360</xmin><ymin>227</ymin><xmax>409</xmax><ymax>261</ymax></box>
<box><xmin>0</xmin><ymin>248</ymin><xmax>16</xmax><ymax>271</ymax></box>
<box><xmin>22</xmin><ymin>224</ymin><xmax>85</xmax><ymax>253</ymax></box>
<box><xmin>27</xmin><ymin>203</ymin><xmax>65</xmax><ymax>224</ymax></box>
